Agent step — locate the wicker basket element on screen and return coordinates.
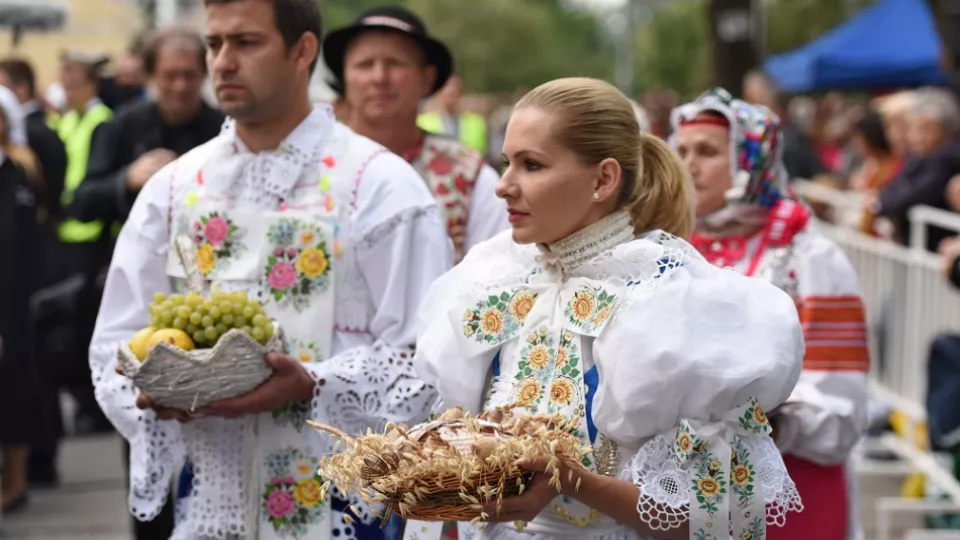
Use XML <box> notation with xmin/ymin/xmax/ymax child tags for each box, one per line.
<box><xmin>310</xmin><ymin>406</ymin><xmax>585</xmax><ymax>523</ymax></box>
<box><xmin>117</xmin><ymin>323</ymin><xmax>284</xmax><ymax>411</ymax></box>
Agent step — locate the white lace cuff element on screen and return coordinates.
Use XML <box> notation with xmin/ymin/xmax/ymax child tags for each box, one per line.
<box><xmin>91</xmin><ymin>342</ymin><xmax>184</xmax><ymax>521</ymax></box>
<box><xmin>306</xmin><ymin>341</ymin><xmax>438</xmax><ymax>449</ymax></box>
<box><xmin>621</xmin><ymin>398</ymin><xmax>803</xmax><ymax>539</ymax></box>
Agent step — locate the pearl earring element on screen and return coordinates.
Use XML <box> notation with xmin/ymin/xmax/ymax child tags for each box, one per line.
<box><xmin>593</xmin><ymin>192</ymin><xmax>600</xmax><ymax>200</ymax></box>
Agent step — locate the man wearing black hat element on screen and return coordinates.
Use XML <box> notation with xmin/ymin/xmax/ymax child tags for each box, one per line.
<box><xmin>323</xmin><ymin>6</ymin><xmax>507</xmax><ymax>262</ymax></box>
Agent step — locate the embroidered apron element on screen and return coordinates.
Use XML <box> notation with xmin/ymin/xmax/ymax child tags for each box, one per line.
<box><xmin>164</xmin><ymin>130</ymin><xmax>370</xmax><ymax>540</ymax></box>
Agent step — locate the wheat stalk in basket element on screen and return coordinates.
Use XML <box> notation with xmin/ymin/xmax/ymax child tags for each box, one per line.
<box><xmin>307</xmin><ymin>404</ymin><xmax>590</xmax><ymax>523</ymax></box>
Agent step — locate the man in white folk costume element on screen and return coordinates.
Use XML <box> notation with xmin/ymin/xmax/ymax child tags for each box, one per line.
<box><xmin>88</xmin><ymin>1</ymin><xmax>451</xmax><ymax>539</ymax></box>
<box><xmin>414</xmin><ymin>78</ymin><xmax>805</xmax><ymax>540</ymax></box>
<box><xmin>322</xmin><ymin>5</ymin><xmax>508</xmax><ymax>262</ymax></box>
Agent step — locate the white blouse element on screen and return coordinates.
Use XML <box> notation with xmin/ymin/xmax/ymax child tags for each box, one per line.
<box><xmin>415</xmin><ymin>211</ymin><xmax>805</xmax><ymax>540</ymax></box>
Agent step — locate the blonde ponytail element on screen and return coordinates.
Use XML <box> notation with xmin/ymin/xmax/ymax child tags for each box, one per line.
<box><xmin>628</xmin><ymin>133</ymin><xmax>694</xmax><ymax>239</ymax></box>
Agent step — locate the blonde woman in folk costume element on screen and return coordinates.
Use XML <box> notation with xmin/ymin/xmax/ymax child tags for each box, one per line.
<box><xmin>675</xmin><ymin>88</ymin><xmax>870</xmax><ymax>540</ymax></box>
<box><xmin>414</xmin><ymin>78</ymin><xmax>805</xmax><ymax>540</ymax></box>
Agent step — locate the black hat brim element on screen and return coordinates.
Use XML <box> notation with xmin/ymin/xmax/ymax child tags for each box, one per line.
<box><xmin>322</xmin><ymin>25</ymin><xmax>453</xmax><ymax>97</ymax></box>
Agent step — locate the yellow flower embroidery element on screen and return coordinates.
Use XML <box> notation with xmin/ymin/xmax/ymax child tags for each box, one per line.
<box><xmin>196</xmin><ymin>243</ymin><xmax>216</xmax><ymax>275</ymax></box>
<box><xmin>463</xmin><ymin>324</ymin><xmax>475</xmax><ymax>337</ymax></box>
<box><xmin>570</xmin><ymin>291</ymin><xmax>595</xmax><ymax>322</ymax></box>
<box><xmin>677</xmin><ymin>432</ymin><xmax>692</xmax><ymax>455</ymax></box>
<box><xmin>708</xmin><ymin>459</ymin><xmax>721</xmax><ymax>472</ymax></box>
<box><xmin>509</xmin><ymin>292</ymin><xmax>536</xmax><ymax>323</ymax></box>
<box><xmin>293</xmin><ymin>478</ymin><xmax>323</xmax><ymax>508</ymax></box>
<box><xmin>740</xmin><ymin>532</ymin><xmax>753</xmax><ymax>540</ymax></box>
<box><xmin>516</xmin><ymin>379</ymin><xmax>542</xmax><ymax>406</ymax></box>
<box><xmin>481</xmin><ymin>308</ymin><xmax>503</xmax><ymax>335</ymax></box>
<box><xmin>753</xmin><ymin>405</ymin><xmax>768</xmax><ymax>426</ymax></box>
<box><xmin>593</xmin><ymin>304</ymin><xmax>613</xmax><ymax>327</ymax></box>
<box><xmin>300</xmin><ymin>231</ymin><xmax>316</xmax><ymax>245</ymax></box>
<box><xmin>296</xmin><ymin>247</ymin><xmax>329</xmax><ymax>278</ymax></box>
<box><xmin>555</xmin><ymin>347</ymin><xmax>569</xmax><ymax>369</ymax></box>
<box><xmin>697</xmin><ymin>477</ymin><xmax>720</xmax><ymax>497</ymax></box>
<box><xmin>527</xmin><ymin>344</ymin><xmax>551</xmax><ymax>370</ymax></box>
<box><xmin>732</xmin><ymin>464</ymin><xmax>752</xmax><ymax>486</ymax></box>
<box><xmin>527</xmin><ymin>333</ymin><xmax>538</xmax><ymax>345</ymax></box>
<box><xmin>298</xmin><ymin>352</ymin><xmax>312</xmax><ymax>363</ymax></box>
<box><xmin>549</xmin><ymin>379</ymin><xmax>575</xmax><ymax>406</ymax></box>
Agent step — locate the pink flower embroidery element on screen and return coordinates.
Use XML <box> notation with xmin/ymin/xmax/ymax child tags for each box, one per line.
<box><xmin>266</xmin><ymin>490</ymin><xmax>295</xmax><ymax>519</ymax></box>
<box><xmin>268</xmin><ymin>262</ymin><xmax>297</xmax><ymax>290</ymax></box>
<box><xmin>204</xmin><ymin>216</ymin><xmax>229</xmax><ymax>247</ymax></box>
<box><xmin>271</xmin><ymin>476</ymin><xmax>282</xmax><ymax>486</ymax></box>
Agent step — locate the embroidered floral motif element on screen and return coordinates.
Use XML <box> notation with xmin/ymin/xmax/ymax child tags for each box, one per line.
<box><xmin>555</xmin><ymin>330</ymin><xmax>582</xmax><ymax>378</ymax></box>
<box><xmin>262</xmin><ymin>447</ymin><xmax>326</xmax><ymax>538</ymax></box>
<box><xmin>263</xmin><ymin>219</ymin><xmax>333</xmax><ymax>311</ymax></box>
<box><xmin>564</xmin><ymin>285</ymin><xmax>617</xmax><ymax>332</ymax></box>
<box><xmin>270</xmin><ymin>339</ymin><xmax>323</xmax><ymax>431</ymax></box>
<box><xmin>675</xmin><ymin>423</ymin><xmax>727</xmax><ymax>519</ymax></box>
<box><xmin>462</xmin><ymin>289</ymin><xmax>538</xmax><ymax>343</ymax></box>
<box><xmin>737</xmin><ymin>397</ymin><xmax>771</xmax><ymax>435</ymax></box>
<box><xmin>190</xmin><ymin>211</ymin><xmax>246</xmax><ymax>275</ymax></box>
<box><xmin>694</xmin><ymin>529</ymin><xmax>721</xmax><ymax>540</ymax></box>
<box><xmin>514</xmin><ymin>327</ymin><xmax>554</xmax><ymax>383</ymax></box>
<box><xmin>729</xmin><ymin>437</ymin><xmax>756</xmax><ymax>507</ymax></box>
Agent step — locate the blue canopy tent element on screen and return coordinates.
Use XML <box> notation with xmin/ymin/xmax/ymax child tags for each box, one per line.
<box><xmin>763</xmin><ymin>0</ymin><xmax>945</xmax><ymax>93</ymax></box>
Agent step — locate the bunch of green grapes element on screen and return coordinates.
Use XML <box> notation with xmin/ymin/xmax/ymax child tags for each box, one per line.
<box><xmin>148</xmin><ymin>290</ymin><xmax>275</xmax><ymax>347</ymax></box>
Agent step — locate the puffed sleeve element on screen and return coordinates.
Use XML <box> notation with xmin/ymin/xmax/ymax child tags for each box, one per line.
<box><xmin>592</xmin><ymin>258</ymin><xmax>805</xmax><ymax>539</ymax></box>
<box><xmin>773</xmin><ymin>231</ymin><xmax>869</xmax><ymax>465</ymax></box>
<box><xmin>415</xmin><ymin>231</ymin><xmax>531</xmax><ymax>413</ymax></box>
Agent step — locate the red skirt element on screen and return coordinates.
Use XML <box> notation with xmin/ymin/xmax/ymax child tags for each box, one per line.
<box><xmin>768</xmin><ymin>454</ymin><xmax>848</xmax><ymax>540</ymax></box>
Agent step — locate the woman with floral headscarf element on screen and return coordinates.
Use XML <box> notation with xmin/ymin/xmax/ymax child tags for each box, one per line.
<box><xmin>673</xmin><ymin>88</ymin><xmax>870</xmax><ymax>540</ymax></box>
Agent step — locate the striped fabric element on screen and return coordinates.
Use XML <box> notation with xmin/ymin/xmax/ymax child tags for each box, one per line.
<box><xmin>799</xmin><ymin>295</ymin><xmax>869</xmax><ymax>372</ymax></box>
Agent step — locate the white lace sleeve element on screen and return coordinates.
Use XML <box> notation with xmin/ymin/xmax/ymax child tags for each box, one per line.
<box><xmin>89</xmin><ymin>165</ymin><xmax>185</xmax><ymax>521</ymax></box>
<box><xmin>307</xmin><ymin>203</ymin><xmax>451</xmax><ymax>440</ymax></box>
<box><xmin>591</xmin><ymin>256</ymin><xmax>806</xmax><ymax>538</ymax></box>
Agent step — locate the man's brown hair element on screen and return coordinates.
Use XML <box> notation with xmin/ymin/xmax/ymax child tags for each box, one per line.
<box><xmin>203</xmin><ymin>0</ymin><xmax>322</xmax><ymax>73</ymax></box>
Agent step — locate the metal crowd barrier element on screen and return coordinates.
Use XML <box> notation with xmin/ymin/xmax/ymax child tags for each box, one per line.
<box><xmin>792</xmin><ymin>180</ymin><xmax>960</xmax><ymax>539</ymax></box>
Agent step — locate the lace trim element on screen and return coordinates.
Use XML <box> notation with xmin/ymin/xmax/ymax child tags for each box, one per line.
<box><xmin>622</xmin><ymin>432</ymin><xmax>803</xmax><ymax>532</ymax></box>
<box><xmin>542</xmin><ymin>211</ymin><xmax>634</xmax><ymax>272</ymax></box>
<box><xmin>90</xmin><ymin>342</ymin><xmax>184</xmax><ymax>521</ymax></box>
<box><xmin>357</xmin><ymin>205</ymin><xmax>437</xmax><ymax>250</ymax></box>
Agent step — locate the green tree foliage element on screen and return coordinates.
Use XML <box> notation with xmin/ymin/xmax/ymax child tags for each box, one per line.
<box><xmin>633</xmin><ymin>0</ymin><xmax>712</xmax><ymax>99</ymax></box>
<box><xmin>318</xmin><ymin>0</ymin><xmax>614</xmax><ymax>93</ymax></box>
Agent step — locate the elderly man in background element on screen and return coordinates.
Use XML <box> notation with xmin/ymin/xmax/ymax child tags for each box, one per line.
<box><xmin>323</xmin><ymin>5</ymin><xmax>507</xmax><ymax>261</ymax></box>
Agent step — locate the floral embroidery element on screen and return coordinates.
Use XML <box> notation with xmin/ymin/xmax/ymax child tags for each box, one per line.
<box><xmin>514</xmin><ymin>327</ymin><xmax>554</xmax><ymax>383</ymax></box>
<box><xmin>549</xmin><ymin>378</ymin><xmax>575</xmax><ymax>406</ymax></box>
<box><xmin>737</xmin><ymin>397</ymin><xmax>772</xmax><ymax>435</ymax></box>
<box><xmin>555</xmin><ymin>330</ymin><xmax>582</xmax><ymax>378</ymax></box>
<box><xmin>462</xmin><ymin>289</ymin><xmax>538</xmax><ymax>343</ymax></box>
<box><xmin>264</xmin><ymin>219</ymin><xmax>333</xmax><ymax>311</ymax></box>
<box><xmin>190</xmin><ymin>211</ymin><xmax>246</xmax><ymax>275</ymax></box>
<box><xmin>262</xmin><ymin>447</ymin><xmax>326</xmax><ymax>538</ymax></box>
<box><xmin>693</xmin><ymin>530</ymin><xmax>721</xmax><ymax>540</ymax></box>
<box><xmin>729</xmin><ymin>437</ymin><xmax>756</xmax><ymax>508</ymax></box>
<box><xmin>515</xmin><ymin>379</ymin><xmax>542</xmax><ymax>407</ymax></box>
<box><xmin>564</xmin><ymin>285</ymin><xmax>617</xmax><ymax>333</ymax></box>
<box><xmin>270</xmin><ymin>339</ymin><xmax>323</xmax><ymax>431</ymax></box>
<box><xmin>675</xmin><ymin>423</ymin><xmax>727</xmax><ymax>518</ymax></box>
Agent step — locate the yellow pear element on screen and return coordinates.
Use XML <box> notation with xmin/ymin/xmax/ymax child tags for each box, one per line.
<box><xmin>129</xmin><ymin>327</ymin><xmax>157</xmax><ymax>362</ymax></box>
<box><xmin>146</xmin><ymin>328</ymin><xmax>196</xmax><ymax>354</ymax></box>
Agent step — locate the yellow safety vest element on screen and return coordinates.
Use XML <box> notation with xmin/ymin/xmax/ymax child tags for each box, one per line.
<box><xmin>417</xmin><ymin>111</ymin><xmax>488</xmax><ymax>154</ymax></box>
<box><xmin>57</xmin><ymin>103</ymin><xmax>113</xmax><ymax>243</ymax></box>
